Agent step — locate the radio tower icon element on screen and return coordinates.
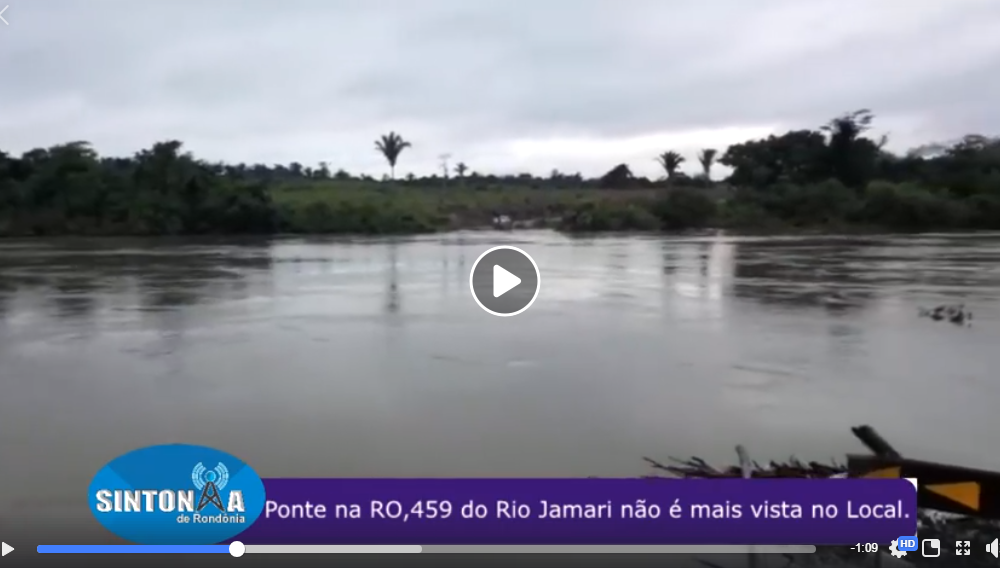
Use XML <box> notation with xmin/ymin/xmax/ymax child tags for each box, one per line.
<box><xmin>191</xmin><ymin>462</ymin><xmax>229</xmax><ymax>512</ymax></box>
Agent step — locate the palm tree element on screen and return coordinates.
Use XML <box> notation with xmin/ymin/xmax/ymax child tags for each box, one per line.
<box><xmin>821</xmin><ymin>109</ymin><xmax>873</xmax><ymax>144</ymax></box>
<box><xmin>697</xmin><ymin>148</ymin><xmax>718</xmax><ymax>179</ymax></box>
<box><xmin>822</xmin><ymin>109</ymin><xmax>875</xmax><ymax>186</ymax></box>
<box><xmin>375</xmin><ymin>132</ymin><xmax>411</xmax><ymax>180</ymax></box>
<box><xmin>655</xmin><ymin>151</ymin><xmax>685</xmax><ymax>180</ymax></box>
<box><xmin>454</xmin><ymin>162</ymin><xmax>468</xmax><ymax>179</ymax></box>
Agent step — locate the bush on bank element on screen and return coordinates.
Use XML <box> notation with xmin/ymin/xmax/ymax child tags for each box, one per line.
<box><xmin>559</xmin><ymin>181</ymin><xmax>1000</xmax><ymax>233</ymax></box>
<box><xmin>3</xmin><ymin>110</ymin><xmax>1000</xmax><ymax>236</ymax></box>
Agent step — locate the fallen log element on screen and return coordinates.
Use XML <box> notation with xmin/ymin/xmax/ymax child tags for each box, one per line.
<box><xmin>850</xmin><ymin>425</ymin><xmax>901</xmax><ymax>458</ymax></box>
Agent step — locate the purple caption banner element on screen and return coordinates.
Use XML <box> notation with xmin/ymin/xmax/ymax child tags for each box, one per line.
<box><xmin>235</xmin><ymin>478</ymin><xmax>917</xmax><ymax>545</ymax></box>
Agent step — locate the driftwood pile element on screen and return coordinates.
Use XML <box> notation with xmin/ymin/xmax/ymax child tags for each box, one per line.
<box><xmin>643</xmin><ymin>426</ymin><xmax>894</xmax><ymax>479</ymax></box>
<box><xmin>643</xmin><ymin>454</ymin><xmax>846</xmax><ymax>479</ymax></box>
<box><xmin>643</xmin><ymin>425</ymin><xmax>997</xmax><ymax>567</ymax></box>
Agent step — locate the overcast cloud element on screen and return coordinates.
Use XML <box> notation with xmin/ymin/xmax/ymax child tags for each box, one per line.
<box><xmin>2</xmin><ymin>0</ymin><xmax>1000</xmax><ymax>178</ymax></box>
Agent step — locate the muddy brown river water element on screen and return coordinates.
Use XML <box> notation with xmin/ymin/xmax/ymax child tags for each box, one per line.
<box><xmin>0</xmin><ymin>230</ymin><xmax>997</xmax><ymax>551</ymax></box>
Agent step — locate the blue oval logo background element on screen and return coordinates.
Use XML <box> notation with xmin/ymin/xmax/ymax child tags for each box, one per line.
<box><xmin>88</xmin><ymin>444</ymin><xmax>265</xmax><ymax>544</ymax></box>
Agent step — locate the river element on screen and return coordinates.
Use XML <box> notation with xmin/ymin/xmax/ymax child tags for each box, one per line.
<box><xmin>0</xmin><ymin>230</ymin><xmax>997</xmax><ymax>548</ymax></box>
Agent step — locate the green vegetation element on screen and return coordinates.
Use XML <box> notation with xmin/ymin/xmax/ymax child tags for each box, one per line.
<box><xmin>2</xmin><ymin>110</ymin><xmax>1000</xmax><ymax>236</ymax></box>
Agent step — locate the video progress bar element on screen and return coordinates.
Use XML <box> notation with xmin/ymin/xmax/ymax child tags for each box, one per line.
<box><xmin>36</xmin><ymin>545</ymin><xmax>421</xmax><ymax>554</ymax></box>
<box><xmin>38</xmin><ymin>546</ymin><xmax>231</xmax><ymax>554</ymax></box>
<box><xmin>38</xmin><ymin>544</ymin><xmax>815</xmax><ymax>554</ymax></box>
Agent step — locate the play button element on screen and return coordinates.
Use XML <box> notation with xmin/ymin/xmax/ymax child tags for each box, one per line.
<box><xmin>2</xmin><ymin>542</ymin><xmax>12</xmax><ymax>557</ymax></box>
<box><xmin>470</xmin><ymin>246</ymin><xmax>540</xmax><ymax>316</ymax></box>
<box><xmin>493</xmin><ymin>265</ymin><xmax>521</xmax><ymax>297</ymax></box>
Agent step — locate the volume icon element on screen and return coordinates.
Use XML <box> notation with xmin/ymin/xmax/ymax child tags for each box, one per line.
<box><xmin>987</xmin><ymin>538</ymin><xmax>998</xmax><ymax>558</ymax></box>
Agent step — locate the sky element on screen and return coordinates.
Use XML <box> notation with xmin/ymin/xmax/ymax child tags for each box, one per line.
<box><xmin>2</xmin><ymin>0</ymin><xmax>1000</xmax><ymax>179</ymax></box>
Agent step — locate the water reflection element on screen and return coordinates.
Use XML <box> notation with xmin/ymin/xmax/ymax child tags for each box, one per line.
<box><xmin>42</xmin><ymin>274</ymin><xmax>99</xmax><ymax>323</ymax></box>
<box><xmin>730</xmin><ymin>238</ymin><xmax>877</xmax><ymax>311</ymax></box>
<box><xmin>0</xmin><ymin>240</ymin><xmax>277</xmax><ymax>328</ymax></box>
<box><xmin>3</xmin><ymin>233</ymin><xmax>1000</xmax><ymax>329</ymax></box>
<box><xmin>661</xmin><ymin>242</ymin><xmax>678</xmax><ymax>276</ymax></box>
<box><xmin>385</xmin><ymin>242</ymin><xmax>401</xmax><ymax>316</ymax></box>
<box><xmin>656</xmin><ymin>240</ymin><xmax>732</xmax><ymax>324</ymax></box>
<box><xmin>698</xmin><ymin>242</ymin><xmax>710</xmax><ymax>277</ymax></box>
<box><xmin>1</xmin><ymin>231</ymin><xmax>1000</xmax><ymax>530</ymax></box>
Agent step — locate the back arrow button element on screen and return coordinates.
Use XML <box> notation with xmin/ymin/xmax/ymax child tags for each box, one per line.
<box><xmin>0</xmin><ymin>6</ymin><xmax>8</xmax><ymax>26</ymax></box>
<box><xmin>1</xmin><ymin>542</ymin><xmax>12</xmax><ymax>557</ymax></box>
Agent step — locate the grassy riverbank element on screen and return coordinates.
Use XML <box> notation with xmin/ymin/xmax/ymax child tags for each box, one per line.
<box><xmin>2</xmin><ymin>110</ymin><xmax>999</xmax><ymax>236</ymax></box>
<box><xmin>269</xmin><ymin>181</ymin><xmax>647</xmax><ymax>234</ymax></box>
<box><xmin>4</xmin><ymin>171</ymin><xmax>998</xmax><ymax>237</ymax></box>
<box><xmin>269</xmin><ymin>179</ymin><xmax>1000</xmax><ymax>235</ymax></box>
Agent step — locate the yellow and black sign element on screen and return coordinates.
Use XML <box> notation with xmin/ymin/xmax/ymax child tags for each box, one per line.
<box><xmin>848</xmin><ymin>454</ymin><xmax>1000</xmax><ymax>519</ymax></box>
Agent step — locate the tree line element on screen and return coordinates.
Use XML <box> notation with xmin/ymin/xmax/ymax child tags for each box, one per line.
<box><xmin>1</xmin><ymin>109</ymin><xmax>999</xmax><ymax>236</ymax></box>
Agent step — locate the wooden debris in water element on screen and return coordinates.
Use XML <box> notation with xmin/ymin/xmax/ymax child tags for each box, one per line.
<box><xmin>643</xmin><ymin>425</ymin><xmax>999</xmax><ymax>567</ymax></box>
<box><xmin>918</xmin><ymin>303</ymin><xmax>972</xmax><ymax>326</ymax></box>
<box><xmin>642</xmin><ymin>454</ymin><xmax>846</xmax><ymax>479</ymax></box>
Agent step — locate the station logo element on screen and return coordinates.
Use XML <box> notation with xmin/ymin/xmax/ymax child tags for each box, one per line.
<box><xmin>89</xmin><ymin>444</ymin><xmax>266</xmax><ymax>544</ymax></box>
